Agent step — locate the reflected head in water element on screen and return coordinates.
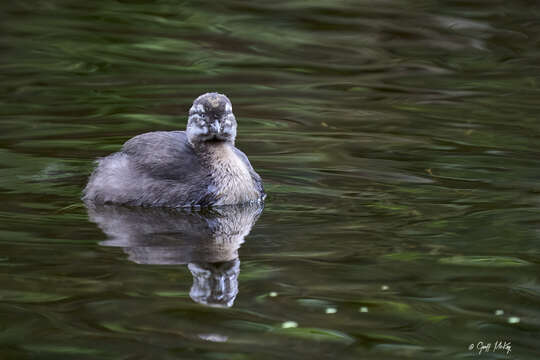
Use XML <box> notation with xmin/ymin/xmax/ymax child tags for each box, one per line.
<box><xmin>189</xmin><ymin>260</ymin><xmax>240</xmax><ymax>308</ymax></box>
<box><xmin>86</xmin><ymin>203</ymin><xmax>263</xmax><ymax>307</ymax></box>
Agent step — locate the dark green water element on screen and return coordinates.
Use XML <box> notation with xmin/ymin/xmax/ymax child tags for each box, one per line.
<box><xmin>1</xmin><ymin>1</ymin><xmax>540</xmax><ymax>359</ymax></box>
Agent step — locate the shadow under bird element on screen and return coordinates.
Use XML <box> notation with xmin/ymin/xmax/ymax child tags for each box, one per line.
<box><xmin>83</xmin><ymin>92</ymin><xmax>265</xmax><ymax>207</ymax></box>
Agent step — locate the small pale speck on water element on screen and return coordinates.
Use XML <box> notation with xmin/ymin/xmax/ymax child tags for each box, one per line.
<box><xmin>360</xmin><ymin>306</ymin><xmax>369</xmax><ymax>313</ymax></box>
<box><xmin>325</xmin><ymin>307</ymin><xmax>337</xmax><ymax>314</ymax></box>
<box><xmin>508</xmin><ymin>317</ymin><xmax>520</xmax><ymax>324</ymax></box>
<box><xmin>281</xmin><ymin>321</ymin><xmax>298</xmax><ymax>329</ymax></box>
<box><xmin>495</xmin><ymin>309</ymin><xmax>504</xmax><ymax>316</ymax></box>
<box><xmin>381</xmin><ymin>285</ymin><xmax>389</xmax><ymax>291</ymax></box>
<box><xmin>269</xmin><ymin>291</ymin><xmax>278</xmax><ymax>297</ymax></box>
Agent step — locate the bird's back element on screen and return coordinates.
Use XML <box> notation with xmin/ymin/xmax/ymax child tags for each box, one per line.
<box><xmin>122</xmin><ymin>131</ymin><xmax>203</xmax><ymax>182</ymax></box>
<box><xmin>83</xmin><ymin>131</ymin><xmax>213</xmax><ymax>207</ymax></box>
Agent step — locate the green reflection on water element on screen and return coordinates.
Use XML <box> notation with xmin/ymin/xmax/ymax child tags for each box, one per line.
<box><xmin>1</xmin><ymin>0</ymin><xmax>540</xmax><ymax>359</ymax></box>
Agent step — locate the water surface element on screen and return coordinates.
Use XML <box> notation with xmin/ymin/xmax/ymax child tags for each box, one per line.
<box><xmin>1</xmin><ymin>1</ymin><xmax>540</xmax><ymax>359</ymax></box>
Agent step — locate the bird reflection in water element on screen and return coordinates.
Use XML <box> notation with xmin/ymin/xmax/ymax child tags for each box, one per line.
<box><xmin>86</xmin><ymin>203</ymin><xmax>263</xmax><ymax>307</ymax></box>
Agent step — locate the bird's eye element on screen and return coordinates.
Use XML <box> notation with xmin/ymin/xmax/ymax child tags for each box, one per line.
<box><xmin>189</xmin><ymin>104</ymin><xmax>206</xmax><ymax>115</ymax></box>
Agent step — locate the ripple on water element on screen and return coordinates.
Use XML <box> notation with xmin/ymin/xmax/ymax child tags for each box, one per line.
<box><xmin>1</xmin><ymin>0</ymin><xmax>540</xmax><ymax>359</ymax></box>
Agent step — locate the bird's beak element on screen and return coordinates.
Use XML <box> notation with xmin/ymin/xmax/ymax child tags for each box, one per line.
<box><xmin>210</xmin><ymin>120</ymin><xmax>221</xmax><ymax>133</ymax></box>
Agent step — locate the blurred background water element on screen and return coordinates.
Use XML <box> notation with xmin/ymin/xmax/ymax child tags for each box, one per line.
<box><xmin>1</xmin><ymin>0</ymin><xmax>540</xmax><ymax>359</ymax></box>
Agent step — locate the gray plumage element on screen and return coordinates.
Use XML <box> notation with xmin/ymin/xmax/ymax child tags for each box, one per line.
<box><xmin>82</xmin><ymin>93</ymin><xmax>265</xmax><ymax>207</ymax></box>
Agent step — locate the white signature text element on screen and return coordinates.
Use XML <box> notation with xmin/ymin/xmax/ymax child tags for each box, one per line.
<box><xmin>468</xmin><ymin>340</ymin><xmax>512</xmax><ymax>355</ymax></box>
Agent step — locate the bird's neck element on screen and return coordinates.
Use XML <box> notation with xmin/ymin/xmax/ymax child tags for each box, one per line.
<box><xmin>192</xmin><ymin>140</ymin><xmax>233</xmax><ymax>159</ymax></box>
<box><xmin>193</xmin><ymin>142</ymin><xmax>259</xmax><ymax>206</ymax></box>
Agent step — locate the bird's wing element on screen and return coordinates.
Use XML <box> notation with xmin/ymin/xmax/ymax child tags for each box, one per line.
<box><xmin>121</xmin><ymin>131</ymin><xmax>204</xmax><ymax>182</ymax></box>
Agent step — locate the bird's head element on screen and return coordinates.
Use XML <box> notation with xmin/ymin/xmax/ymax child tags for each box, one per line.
<box><xmin>186</xmin><ymin>92</ymin><xmax>237</xmax><ymax>145</ymax></box>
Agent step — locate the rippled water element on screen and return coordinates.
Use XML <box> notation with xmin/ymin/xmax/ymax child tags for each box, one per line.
<box><xmin>1</xmin><ymin>1</ymin><xmax>540</xmax><ymax>359</ymax></box>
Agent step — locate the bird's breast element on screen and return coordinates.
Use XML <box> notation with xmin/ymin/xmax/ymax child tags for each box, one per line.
<box><xmin>204</xmin><ymin>144</ymin><xmax>260</xmax><ymax>205</ymax></box>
